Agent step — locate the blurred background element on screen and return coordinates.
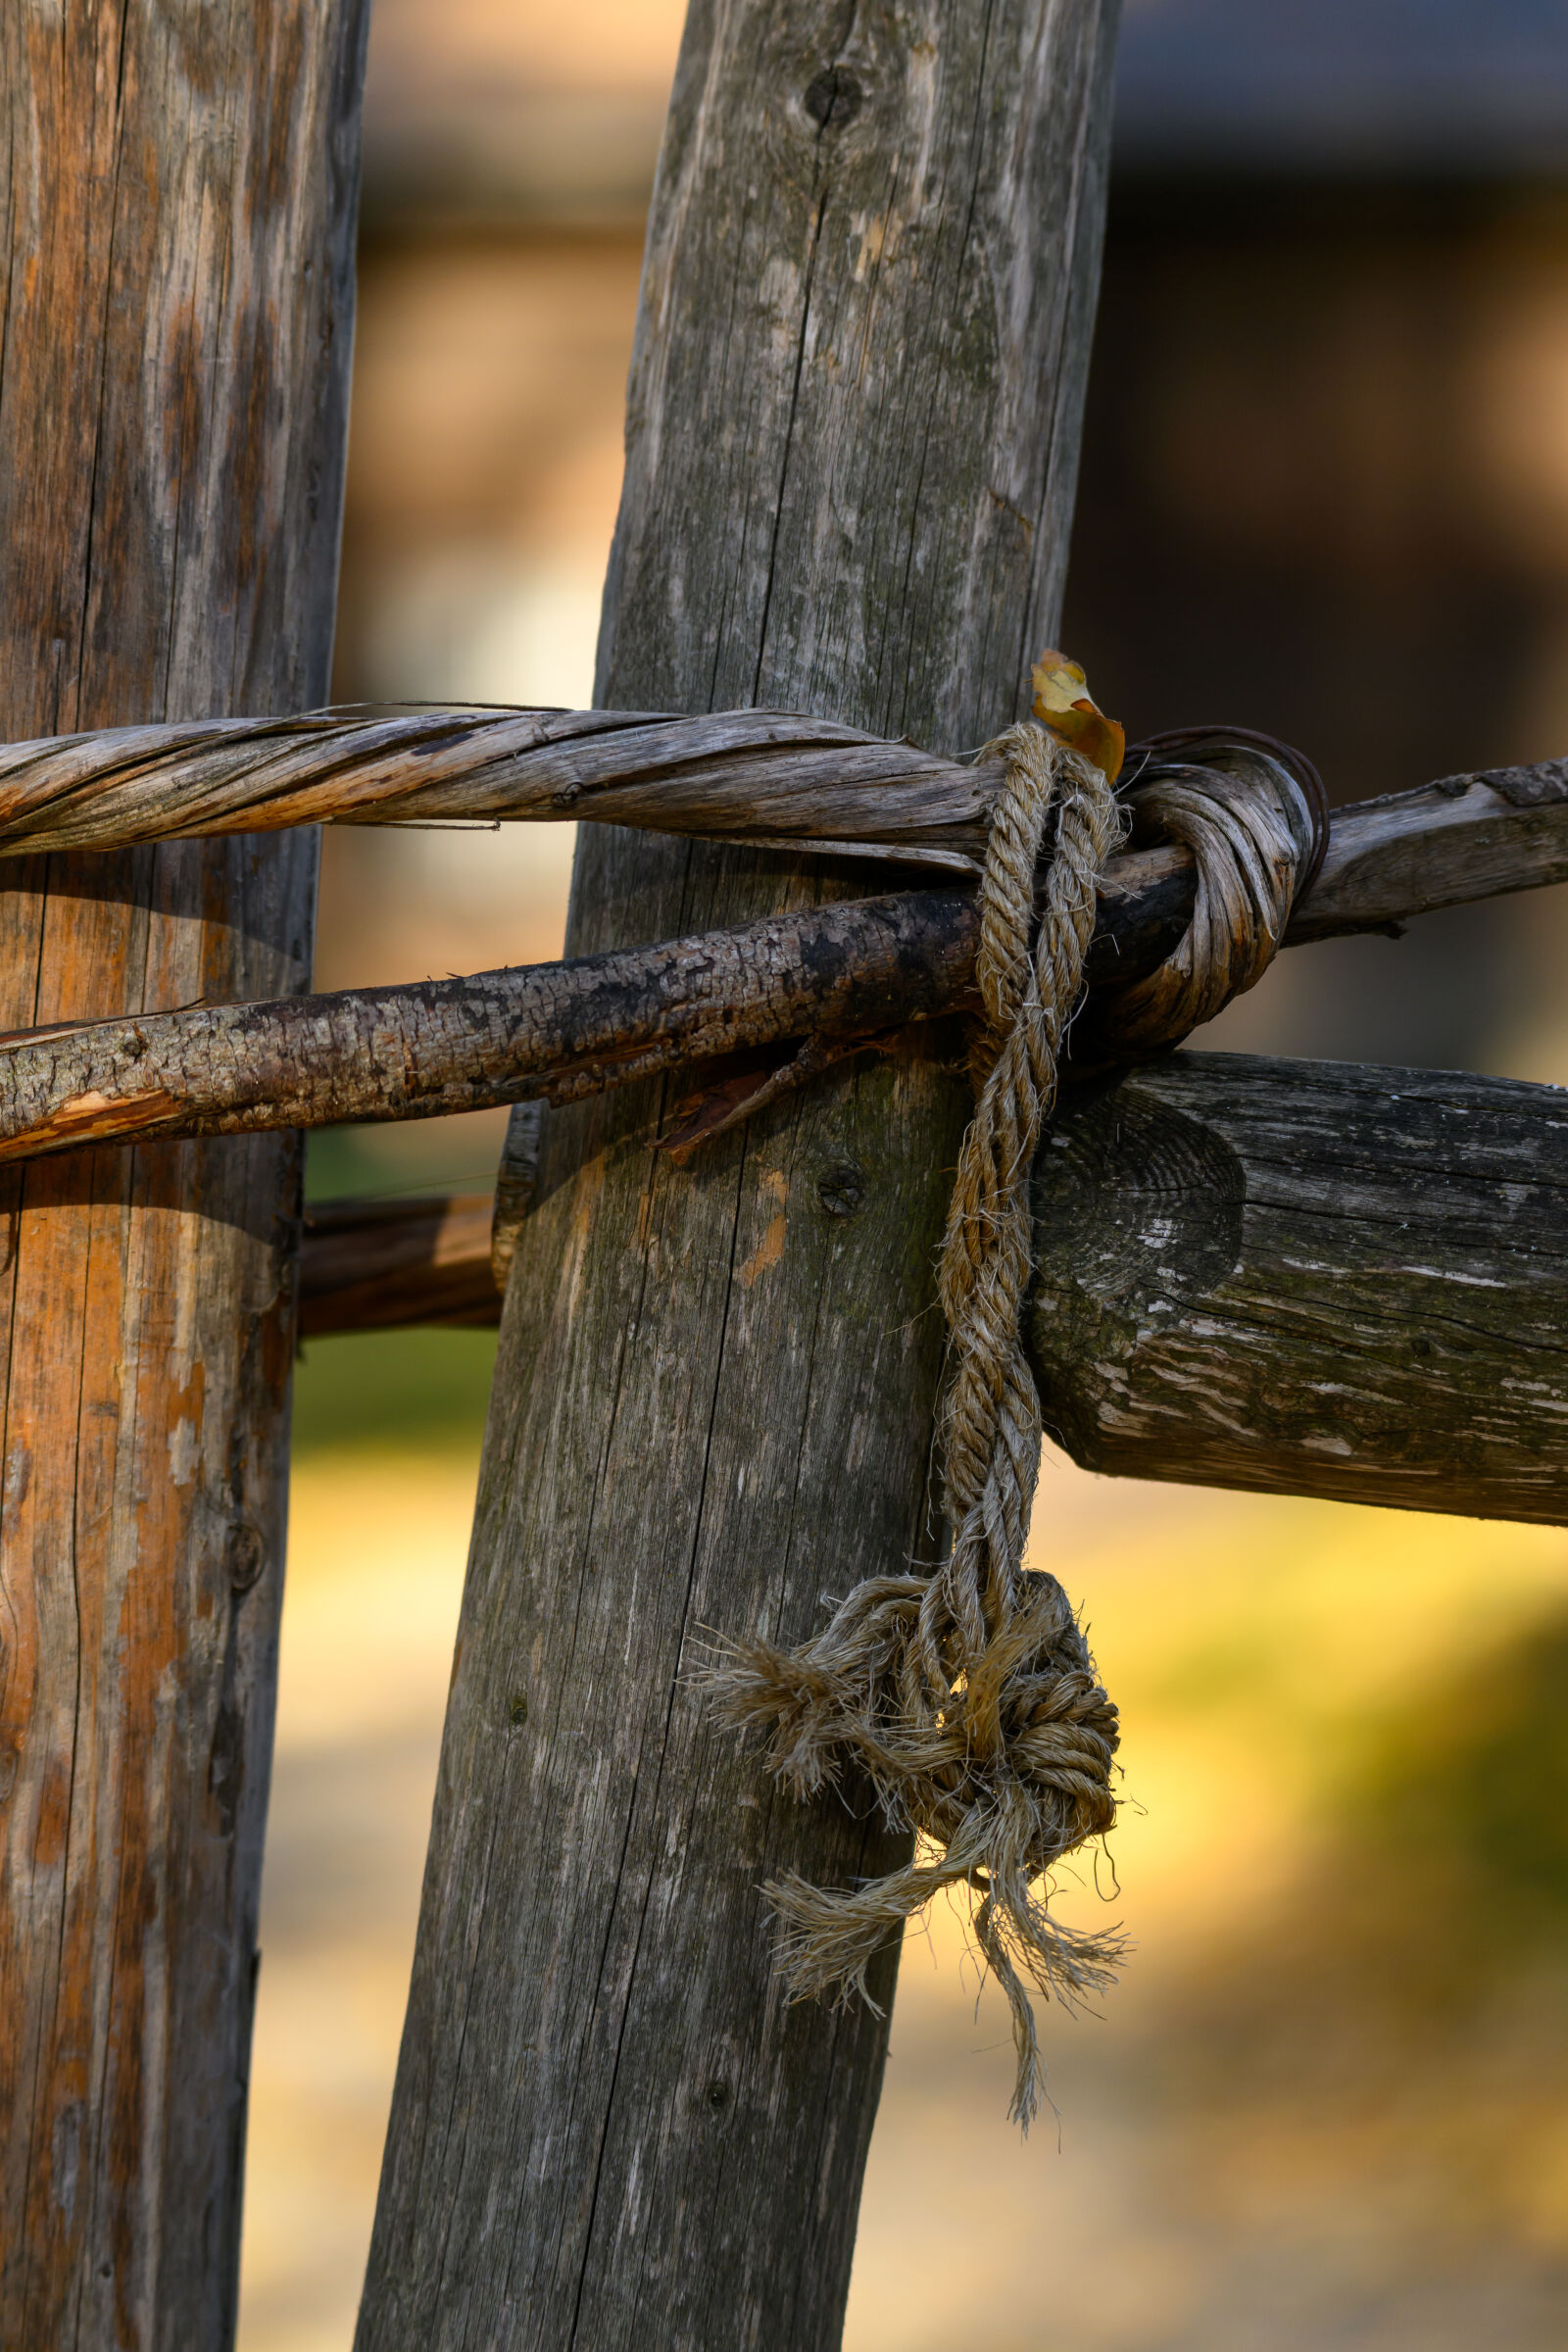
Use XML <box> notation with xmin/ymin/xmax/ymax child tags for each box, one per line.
<box><xmin>239</xmin><ymin>4</ymin><xmax>1568</xmax><ymax>2346</ymax></box>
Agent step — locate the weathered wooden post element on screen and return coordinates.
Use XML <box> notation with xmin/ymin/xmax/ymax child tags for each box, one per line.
<box><xmin>358</xmin><ymin>3</ymin><xmax>1121</xmax><ymax>2344</ymax></box>
<box><xmin>0</xmin><ymin>9</ymin><xmax>368</xmax><ymax>2347</ymax></box>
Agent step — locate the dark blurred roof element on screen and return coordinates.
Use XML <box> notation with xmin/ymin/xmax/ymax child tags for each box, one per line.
<box><xmin>1115</xmin><ymin>0</ymin><xmax>1568</xmax><ymax>173</ymax></box>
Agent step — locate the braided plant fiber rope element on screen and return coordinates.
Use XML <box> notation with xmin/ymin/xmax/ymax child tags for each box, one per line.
<box><xmin>1092</xmin><ymin>732</ymin><xmax>1323</xmax><ymax>1054</ymax></box>
<box><xmin>709</xmin><ymin>723</ymin><xmax>1131</xmax><ymax>2129</ymax></box>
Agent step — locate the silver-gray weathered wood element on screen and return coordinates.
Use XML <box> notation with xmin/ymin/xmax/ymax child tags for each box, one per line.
<box><xmin>1029</xmin><ymin>1051</ymin><xmax>1568</xmax><ymax>1523</ymax></box>
<box><xmin>356</xmin><ymin>3</ymin><xmax>1122</xmax><ymax>2346</ymax></box>
<box><xmin>0</xmin><ymin>8</ymin><xmax>368</xmax><ymax>2347</ymax></box>
<box><xmin>0</xmin><ymin>706</ymin><xmax>993</xmax><ymax>866</ymax></box>
<box><xmin>3</xmin><ymin>710</ymin><xmax>1568</xmax><ymax>936</ymax></box>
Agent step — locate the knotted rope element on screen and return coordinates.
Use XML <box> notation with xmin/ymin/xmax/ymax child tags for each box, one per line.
<box><xmin>710</xmin><ymin>705</ymin><xmax>1324</xmax><ymax>2127</ymax></box>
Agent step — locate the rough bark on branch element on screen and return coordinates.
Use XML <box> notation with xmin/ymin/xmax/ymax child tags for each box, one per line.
<box><xmin>0</xmin><ymin>893</ymin><xmax>979</xmax><ymax>1161</ymax></box>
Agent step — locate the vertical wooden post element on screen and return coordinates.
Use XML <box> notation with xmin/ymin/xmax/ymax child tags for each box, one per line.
<box><xmin>359</xmin><ymin>4</ymin><xmax>1120</xmax><ymax>2344</ymax></box>
<box><xmin>0</xmin><ymin>8</ymin><xmax>368</xmax><ymax>2348</ymax></box>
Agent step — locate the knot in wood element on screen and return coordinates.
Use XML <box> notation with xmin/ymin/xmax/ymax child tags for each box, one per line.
<box><xmin>814</xmin><ymin>1158</ymin><xmax>864</xmax><ymax>1217</ymax></box>
<box><xmin>804</xmin><ymin>65</ymin><xmax>862</xmax><ymax>128</ymax></box>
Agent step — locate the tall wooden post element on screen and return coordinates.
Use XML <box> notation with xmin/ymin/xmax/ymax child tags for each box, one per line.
<box><xmin>0</xmin><ymin>8</ymin><xmax>368</xmax><ymax>2348</ymax></box>
<box><xmin>359</xmin><ymin>4</ymin><xmax>1121</xmax><ymax>2344</ymax></box>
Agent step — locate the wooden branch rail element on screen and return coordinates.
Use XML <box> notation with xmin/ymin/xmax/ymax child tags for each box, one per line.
<box><xmin>307</xmin><ymin>1045</ymin><xmax>1568</xmax><ymax>1544</ymax></box>
<box><xmin>0</xmin><ymin>891</ymin><xmax>978</xmax><ymax>1162</ymax></box>
<box><xmin>1287</xmin><ymin>754</ymin><xmax>1568</xmax><ymax>941</ymax></box>
<box><xmin>300</xmin><ymin>1194</ymin><xmax>499</xmax><ymax>1336</ymax></box>
<box><xmin>0</xmin><ymin>704</ymin><xmax>994</xmax><ymax>869</ymax></box>
<box><xmin>1029</xmin><ymin>1051</ymin><xmax>1568</xmax><ymax>1527</ymax></box>
<box><xmin>2</xmin><ymin>748</ymin><xmax>1567</xmax><ymax>1174</ymax></box>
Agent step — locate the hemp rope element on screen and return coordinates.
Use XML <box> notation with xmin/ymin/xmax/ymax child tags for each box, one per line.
<box><xmin>710</xmin><ymin>718</ymin><xmax>1322</xmax><ymax>2127</ymax></box>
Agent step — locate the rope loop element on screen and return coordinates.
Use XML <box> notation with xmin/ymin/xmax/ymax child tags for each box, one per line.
<box><xmin>1094</xmin><ymin>727</ymin><xmax>1326</xmax><ymax>1054</ymax></box>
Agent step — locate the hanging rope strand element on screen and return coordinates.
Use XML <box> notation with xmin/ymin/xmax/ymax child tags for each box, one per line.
<box><xmin>708</xmin><ymin>721</ymin><xmax>1131</xmax><ymax>2128</ymax></box>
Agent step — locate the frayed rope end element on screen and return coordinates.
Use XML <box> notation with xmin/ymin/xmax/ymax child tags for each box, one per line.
<box><xmin>751</xmin><ymin>1840</ymin><xmax>1129</xmax><ymax>2132</ymax></box>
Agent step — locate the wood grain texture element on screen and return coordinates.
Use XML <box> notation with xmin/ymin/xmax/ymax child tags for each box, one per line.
<box><xmin>1029</xmin><ymin>1051</ymin><xmax>1568</xmax><ymax>1523</ymax></box>
<box><xmin>0</xmin><ymin>706</ymin><xmax>994</xmax><ymax>869</ymax></box>
<box><xmin>0</xmin><ymin>703</ymin><xmax>1563</xmax><ymax>946</ymax></box>
<box><xmin>8</xmin><ymin>759</ymin><xmax>1568</xmax><ymax>1169</ymax></box>
<box><xmin>0</xmin><ymin>8</ymin><xmax>368</xmax><ymax>2349</ymax></box>
<box><xmin>356</xmin><ymin>4</ymin><xmax>1121</xmax><ymax>2348</ymax></box>
<box><xmin>1287</xmin><ymin>765</ymin><xmax>1568</xmax><ymax>943</ymax></box>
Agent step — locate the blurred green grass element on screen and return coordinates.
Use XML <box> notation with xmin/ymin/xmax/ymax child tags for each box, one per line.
<box><xmin>1353</xmin><ymin>1606</ymin><xmax>1568</xmax><ymax>1945</ymax></box>
<box><xmin>292</xmin><ymin>1327</ymin><xmax>498</xmax><ymax>1456</ymax></box>
<box><xmin>303</xmin><ymin>1119</ymin><xmax>506</xmax><ymax>1206</ymax></box>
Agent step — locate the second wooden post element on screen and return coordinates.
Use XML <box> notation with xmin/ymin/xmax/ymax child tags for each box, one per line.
<box><xmin>0</xmin><ymin>9</ymin><xmax>368</xmax><ymax>2346</ymax></box>
<box><xmin>358</xmin><ymin>4</ymin><xmax>1122</xmax><ymax>2343</ymax></box>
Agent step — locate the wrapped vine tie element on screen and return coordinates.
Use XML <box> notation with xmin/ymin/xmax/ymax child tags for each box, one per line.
<box><xmin>709</xmin><ymin>663</ymin><xmax>1325</xmax><ymax>2128</ymax></box>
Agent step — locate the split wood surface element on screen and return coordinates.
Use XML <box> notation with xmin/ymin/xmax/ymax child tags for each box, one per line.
<box><xmin>0</xmin><ymin>705</ymin><xmax>995</xmax><ymax>869</ymax></box>
<box><xmin>2</xmin><ymin>753</ymin><xmax>1567</xmax><ymax>1169</ymax></box>
<box><xmin>1029</xmin><ymin>1052</ymin><xmax>1568</xmax><ymax>1526</ymax></box>
<box><xmin>354</xmin><ymin>6</ymin><xmax>1122</xmax><ymax>2347</ymax></box>
<box><xmin>0</xmin><ymin>8</ymin><xmax>368</xmax><ymax>2351</ymax></box>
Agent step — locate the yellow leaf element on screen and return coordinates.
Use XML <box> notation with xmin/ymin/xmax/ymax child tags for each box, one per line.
<box><xmin>1030</xmin><ymin>649</ymin><xmax>1125</xmax><ymax>785</ymax></box>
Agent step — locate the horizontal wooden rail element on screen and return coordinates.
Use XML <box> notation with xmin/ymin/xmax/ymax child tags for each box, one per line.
<box><xmin>1031</xmin><ymin>1050</ymin><xmax>1568</xmax><ymax>1526</ymax></box>
<box><xmin>301</xmin><ymin>1194</ymin><xmax>501</xmax><ymax>1336</ymax></box>
<box><xmin>1286</xmin><ymin>755</ymin><xmax>1568</xmax><ymax>940</ymax></box>
<box><xmin>0</xmin><ymin>750</ymin><xmax>1566</xmax><ymax>1169</ymax></box>
<box><xmin>0</xmin><ymin>892</ymin><xmax>979</xmax><ymax>1164</ymax></box>
<box><xmin>0</xmin><ymin>705</ymin><xmax>994</xmax><ymax>869</ymax></box>
<box><xmin>308</xmin><ymin>1043</ymin><xmax>1568</xmax><ymax>1537</ymax></box>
